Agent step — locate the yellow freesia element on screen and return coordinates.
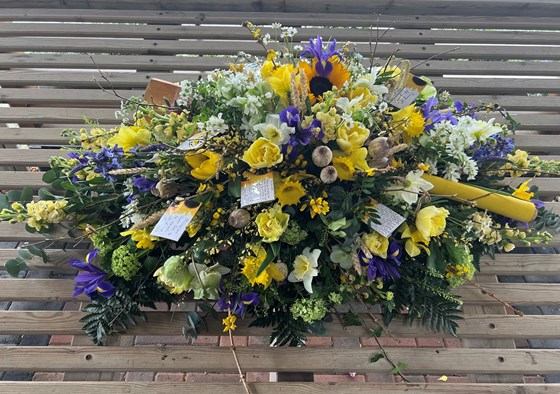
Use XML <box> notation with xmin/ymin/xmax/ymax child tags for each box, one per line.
<box><xmin>107</xmin><ymin>125</ymin><xmax>151</xmax><ymax>151</ymax></box>
<box><xmin>185</xmin><ymin>150</ymin><xmax>222</xmax><ymax>181</ymax></box>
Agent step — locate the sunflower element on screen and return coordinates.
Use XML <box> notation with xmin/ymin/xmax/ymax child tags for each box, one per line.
<box><xmin>300</xmin><ymin>56</ymin><xmax>350</xmax><ymax>102</ymax></box>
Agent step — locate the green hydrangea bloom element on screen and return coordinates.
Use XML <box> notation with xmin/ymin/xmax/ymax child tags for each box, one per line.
<box><xmin>291</xmin><ymin>298</ymin><xmax>327</xmax><ymax>324</ymax></box>
<box><xmin>111</xmin><ymin>245</ymin><xmax>140</xmax><ymax>280</ymax></box>
<box><xmin>328</xmin><ymin>292</ymin><xmax>343</xmax><ymax>305</ymax></box>
<box><xmin>89</xmin><ymin>227</ymin><xmax>113</xmax><ymax>259</ymax></box>
<box><xmin>279</xmin><ymin>220</ymin><xmax>308</xmax><ymax>246</ymax></box>
<box><xmin>445</xmin><ymin>244</ymin><xmax>475</xmax><ymax>287</ymax></box>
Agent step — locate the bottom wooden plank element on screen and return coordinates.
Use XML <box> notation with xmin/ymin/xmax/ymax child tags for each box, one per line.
<box><xmin>0</xmin><ymin>382</ymin><xmax>558</xmax><ymax>394</ymax></box>
<box><xmin>1</xmin><ymin>347</ymin><xmax>559</xmax><ymax>375</ymax></box>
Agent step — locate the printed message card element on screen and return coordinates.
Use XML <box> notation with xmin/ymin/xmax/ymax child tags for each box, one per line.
<box><xmin>150</xmin><ymin>200</ymin><xmax>201</xmax><ymax>242</ymax></box>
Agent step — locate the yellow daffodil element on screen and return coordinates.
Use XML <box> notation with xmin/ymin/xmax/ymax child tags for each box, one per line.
<box><xmin>241</xmin><ymin>244</ymin><xmax>285</xmax><ymax>288</ymax></box>
<box><xmin>275</xmin><ymin>177</ymin><xmax>306</xmax><ymax>207</ymax></box>
<box><xmin>362</xmin><ymin>231</ymin><xmax>389</xmax><ymax>259</ymax></box>
<box><xmin>389</xmin><ymin>105</ymin><xmax>425</xmax><ymax>139</ymax></box>
<box><xmin>242</xmin><ymin>137</ymin><xmax>283</xmax><ymax>169</ymax></box>
<box><xmin>415</xmin><ymin>206</ymin><xmax>450</xmax><ymax>240</ymax></box>
<box><xmin>332</xmin><ymin>148</ymin><xmax>370</xmax><ymax>181</ymax></box>
<box><xmin>401</xmin><ymin>224</ymin><xmax>430</xmax><ymax>257</ymax></box>
<box><xmin>185</xmin><ymin>150</ymin><xmax>222</xmax><ymax>181</ymax></box>
<box><xmin>255</xmin><ymin>204</ymin><xmax>290</xmax><ymax>242</ymax></box>
<box><xmin>107</xmin><ymin>125</ymin><xmax>151</xmax><ymax>151</ymax></box>
<box><xmin>512</xmin><ymin>179</ymin><xmax>534</xmax><ymax>201</ymax></box>
<box><xmin>266</xmin><ymin>64</ymin><xmax>297</xmax><ymax>103</ymax></box>
<box><xmin>120</xmin><ymin>228</ymin><xmax>159</xmax><ymax>250</ymax></box>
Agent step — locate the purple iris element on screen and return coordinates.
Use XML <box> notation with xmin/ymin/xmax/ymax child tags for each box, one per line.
<box><xmin>279</xmin><ymin>106</ymin><xmax>323</xmax><ymax>159</ymax></box>
<box><xmin>132</xmin><ymin>175</ymin><xmax>157</xmax><ymax>193</ymax></box>
<box><xmin>69</xmin><ymin>145</ymin><xmax>124</xmax><ymax>182</ymax></box>
<box><xmin>532</xmin><ymin>199</ymin><xmax>545</xmax><ymax>209</ymax></box>
<box><xmin>472</xmin><ymin>134</ymin><xmax>514</xmax><ymax>162</ymax></box>
<box><xmin>359</xmin><ymin>241</ymin><xmax>402</xmax><ymax>282</ymax></box>
<box><xmin>422</xmin><ymin>96</ymin><xmax>457</xmax><ymax>131</ymax></box>
<box><xmin>301</xmin><ymin>36</ymin><xmax>342</xmax><ymax>78</ymax></box>
<box><xmin>217</xmin><ymin>291</ymin><xmax>259</xmax><ymax>316</ymax></box>
<box><xmin>69</xmin><ymin>249</ymin><xmax>115</xmax><ymax>300</ymax></box>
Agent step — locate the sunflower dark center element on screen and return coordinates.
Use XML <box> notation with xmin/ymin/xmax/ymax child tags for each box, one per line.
<box><xmin>309</xmin><ymin>76</ymin><xmax>333</xmax><ymax>98</ymax></box>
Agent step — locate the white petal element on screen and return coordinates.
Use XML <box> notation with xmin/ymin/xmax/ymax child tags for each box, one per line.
<box><xmin>303</xmin><ymin>275</ymin><xmax>314</xmax><ymax>293</ymax></box>
<box><xmin>287</xmin><ymin>271</ymin><xmax>298</xmax><ymax>283</ymax></box>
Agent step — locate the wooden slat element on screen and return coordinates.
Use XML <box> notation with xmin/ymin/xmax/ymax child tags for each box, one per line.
<box><xmin>0</xmin><ymin>0</ymin><xmax>559</xmax><ymax>17</ymax></box>
<box><xmin>0</xmin><ymin>382</ymin><xmax>558</xmax><ymax>394</ymax></box>
<box><xmin>2</xmin><ymin>9</ymin><xmax>560</xmax><ymax>30</ymax></box>
<box><xmin>0</xmin><ymin>249</ymin><xmax>83</xmax><ymax>271</ymax></box>
<box><xmin>3</xmin><ymin>71</ymin><xmax>560</xmax><ymax>97</ymax></box>
<box><xmin>2</xmin><ymin>38</ymin><xmax>560</xmax><ymax>61</ymax></box>
<box><xmin>3</xmin><ymin>279</ymin><xmax>560</xmax><ymax>304</ymax></box>
<box><xmin>0</xmin><ymin>346</ymin><xmax>559</xmax><ymax>374</ymax></box>
<box><xmin>3</xmin><ymin>53</ymin><xmax>560</xmax><ymax>79</ymax></box>
<box><xmin>2</xmin><ymin>311</ymin><xmax>560</xmax><ymax>339</ymax></box>
<box><xmin>0</xmin><ymin>87</ymin><xmax>139</xmax><ymax>106</ymax></box>
<box><xmin>3</xmin><ymin>23</ymin><xmax>560</xmax><ymax>46</ymax></box>
<box><xmin>479</xmin><ymin>254</ymin><xmax>560</xmax><ymax>275</ymax></box>
<box><xmin>0</xmin><ymin>108</ymin><xmax>119</xmax><ymax>124</ymax></box>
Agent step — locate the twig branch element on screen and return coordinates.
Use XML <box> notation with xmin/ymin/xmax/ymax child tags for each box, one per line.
<box><xmin>467</xmin><ymin>280</ymin><xmax>524</xmax><ymax>317</ymax></box>
<box><xmin>228</xmin><ymin>309</ymin><xmax>252</xmax><ymax>394</ymax></box>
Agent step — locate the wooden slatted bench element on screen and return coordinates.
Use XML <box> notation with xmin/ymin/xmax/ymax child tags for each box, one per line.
<box><xmin>1</xmin><ymin>1</ymin><xmax>560</xmax><ymax>392</ymax></box>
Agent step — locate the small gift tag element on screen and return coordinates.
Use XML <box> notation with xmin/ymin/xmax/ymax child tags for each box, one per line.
<box><xmin>150</xmin><ymin>199</ymin><xmax>201</xmax><ymax>242</ymax></box>
<box><xmin>368</xmin><ymin>202</ymin><xmax>405</xmax><ymax>238</ymax></box>
<box><xmin>240</xmin><ymin>172</ymin><xmax>275</xmax><ymax>208</ymax></box>
<box><xmin>388</xmin><ymin>74</ymin><xmax>427</xmax><ymax>109</ymax></box>
<box><xmin>177</xmin><ymin>130</ymin><xmax>220</xmax><ymax>151</ymax></box>
<box><xmin>144</xmin><ymin>78</ymin><xmax>181</xmax><ymax>106</ymax></box>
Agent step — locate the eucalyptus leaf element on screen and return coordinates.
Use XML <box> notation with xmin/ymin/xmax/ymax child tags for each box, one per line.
<box><xmin>5</xmin><ymin>258</ymin><xmax>28</xmax><ymax>277</ymax></box>
<box><xmin>6</xmin><ymin>190</ymin><xmax>22</xmax><ymax>202</ymax></box>
<box><xmin>17</xmin><ymin>249</ymin><xmax>33</xmax><ymax>260</ymax></box>
<box><xmin>20</xmin><ymin>187</ymin><xmax>33</xmax><ymax>203</ymax></box>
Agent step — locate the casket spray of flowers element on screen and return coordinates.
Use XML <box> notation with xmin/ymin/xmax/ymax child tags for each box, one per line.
<box><xmin>2</xmin><ymin>23</ymin><xmax>560</xmax><ymax>358</ymax></box>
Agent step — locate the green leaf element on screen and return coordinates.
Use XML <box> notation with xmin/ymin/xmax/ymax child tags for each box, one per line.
<box><xmin>256</xmin><ymin>243</ymin><xmax>280</xmax><ymax>277</ymax></box>
<box><xmin>5</xmin><ymin>258</ymin><xmax>28</xmax><ymax>277</ymax></box>
<box><xmin>17</xmin><ymin>249</ymin><xmax>33</xmax><ymax>260</ymax></box>
<box><xmin>27</xmin><ymin>245</ymin><xmax>43</xmax><ymax>257</ymax></box>
<box><xmin>370</xmin><ymin>353</ymin><xmax>385</xmax><ymax>363</ymax></box>
<box><xmin>6</xmin><ymin>190</ymin><xmax>22</xmax><ymax>202</ymax></box>
<box><xmin>391</xmin><ymin>362</ymin><xmax>408</xmax><ymax>375</ymax></box>
<box><xmin>370</xmin><ymin>326</ymin><xmax>383</xmax><ymax>338</ymax></box>
<box><xmin>24</xmin><ymin>224</ymin><xmax>37</xmax><ymax>233</ymax></box>
<box><xmin>38</xmin><ymin>188</ymin><xmax>57</xmax><ymax>201</ymax></box>
<box><xmin>198</xmin><ymin>302</ymin><xmax>219</xmax><ymax>320</ymax></box>
<box><xmin>20</xmin><ymin>187</ymin><xmax>33</xmax><ymax>203</ymax></box>
<box><xmin>0</xmin><ymin>194</ymin><xmax>10</xmax><ymax>210</ymax></box>
<box><xmin>42</xmin><ymin>170</ymin><xmax>58</xmax><ymax>184</ymax></box>
<box><xmin>228</xmin><ymin>178</ymin><xmax>241</xmax><ymax>198</ymax></box>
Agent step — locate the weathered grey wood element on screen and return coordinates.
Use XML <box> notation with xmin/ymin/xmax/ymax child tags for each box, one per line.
<box><xmin>1</xmin><ymin>0</ymin><xmax>559</xmax><ymax>17</ymax></box>
<box><xmin>0</xmin><ymin>382</ymin><xmax>559</xmax><ymax>394</ymax></box>
<box><xmin>3</xmin><ymin>23</ymin><xmax>560</xmax><ymax>46</ymax></box>
<box><xmin>3</xmin><ymin>38</ymin><xmax>560</xmax><ymax>61</ymax></box>
<box><xmin>0</xmin><ymin>346</ymin><xmax>559</xmax><ymax>374</ymax></box>
<box><xmin>2</xmin><ymin>9</ymin><xmax>560</xmax><ymax>30</ymax></box>
<box><xmin>2</xmin><ymin>311</ymin><xmax>560</xmax><ymax>339</ymax></box>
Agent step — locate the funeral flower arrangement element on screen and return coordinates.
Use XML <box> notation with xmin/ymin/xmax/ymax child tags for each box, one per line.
<box><xmin>2</xmin><ymin>25</ymin><xmax>560</xmax><ymax>346</ymax></box>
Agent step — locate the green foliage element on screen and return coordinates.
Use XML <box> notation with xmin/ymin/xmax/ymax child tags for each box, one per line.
<box><xmin>5</xmin><ymin>258</ymin><xmax>28</xmax><ymax>277</ymax></box>
<box><xmin>250</xmin><ymin>309</ymin><xmax>308</xmax><ymax>347</ymax></box>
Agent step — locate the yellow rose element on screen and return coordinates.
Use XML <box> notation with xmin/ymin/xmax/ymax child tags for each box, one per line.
<box><xmin>255</xmin><ymin>204</ymin><xmax>289</xmax><ymax>243</ymax></box>
<box><xmin>336</xmin><ymin>122</ymin><xmax>370</xmax><ymax>152</ymax></box>
<box><xmin>243</xmin><ymin>137</ymin><xmax>283</xmax><ymax>169</ymax></box>
<box><xmin>347</xmin><ymin>87</ymin><xmax>377</xmax><ymax>107</ymax></box>
<box><xmin>415</xmin><ymin>206</ymin><xmax>450</xmax><ymax>240</ymax></box>
<box><xmin>362</xmin><ymin>231</ymin><xmax>389</xmax><ymax>258</ymax></box>
<box><xmin>185</xmin><ymin>150</ymin><xmax>222</xmax><ymax>181</ymax></box>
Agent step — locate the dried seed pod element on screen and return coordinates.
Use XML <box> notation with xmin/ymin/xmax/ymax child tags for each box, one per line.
<box><xmin>368</xmin><ymin>157</ymin><xmax>390</xmax><ymax>169</ymax></box>
<box><xmin>367</xmin><ymin>137</ymin><xmax>390</xmax><ymax>159</ymax></box>
<box><xmin>228</xmin><ymin>209</ymin><xmax>251</xmax><ymax>228</ymax></box>
<box><xmin>152</xmin><ymin>180</ymin><xmax>178</xmax><ymax>199</ymax></box>
<box><xmin>320</xmin><ymin>165</ymin><xmax>338</xmax><ymax>184</ymax></box>
<box><xmin>312</xmin><ymin>146</ymin><xmax>333</xmax><ymax>167</ymax></box>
